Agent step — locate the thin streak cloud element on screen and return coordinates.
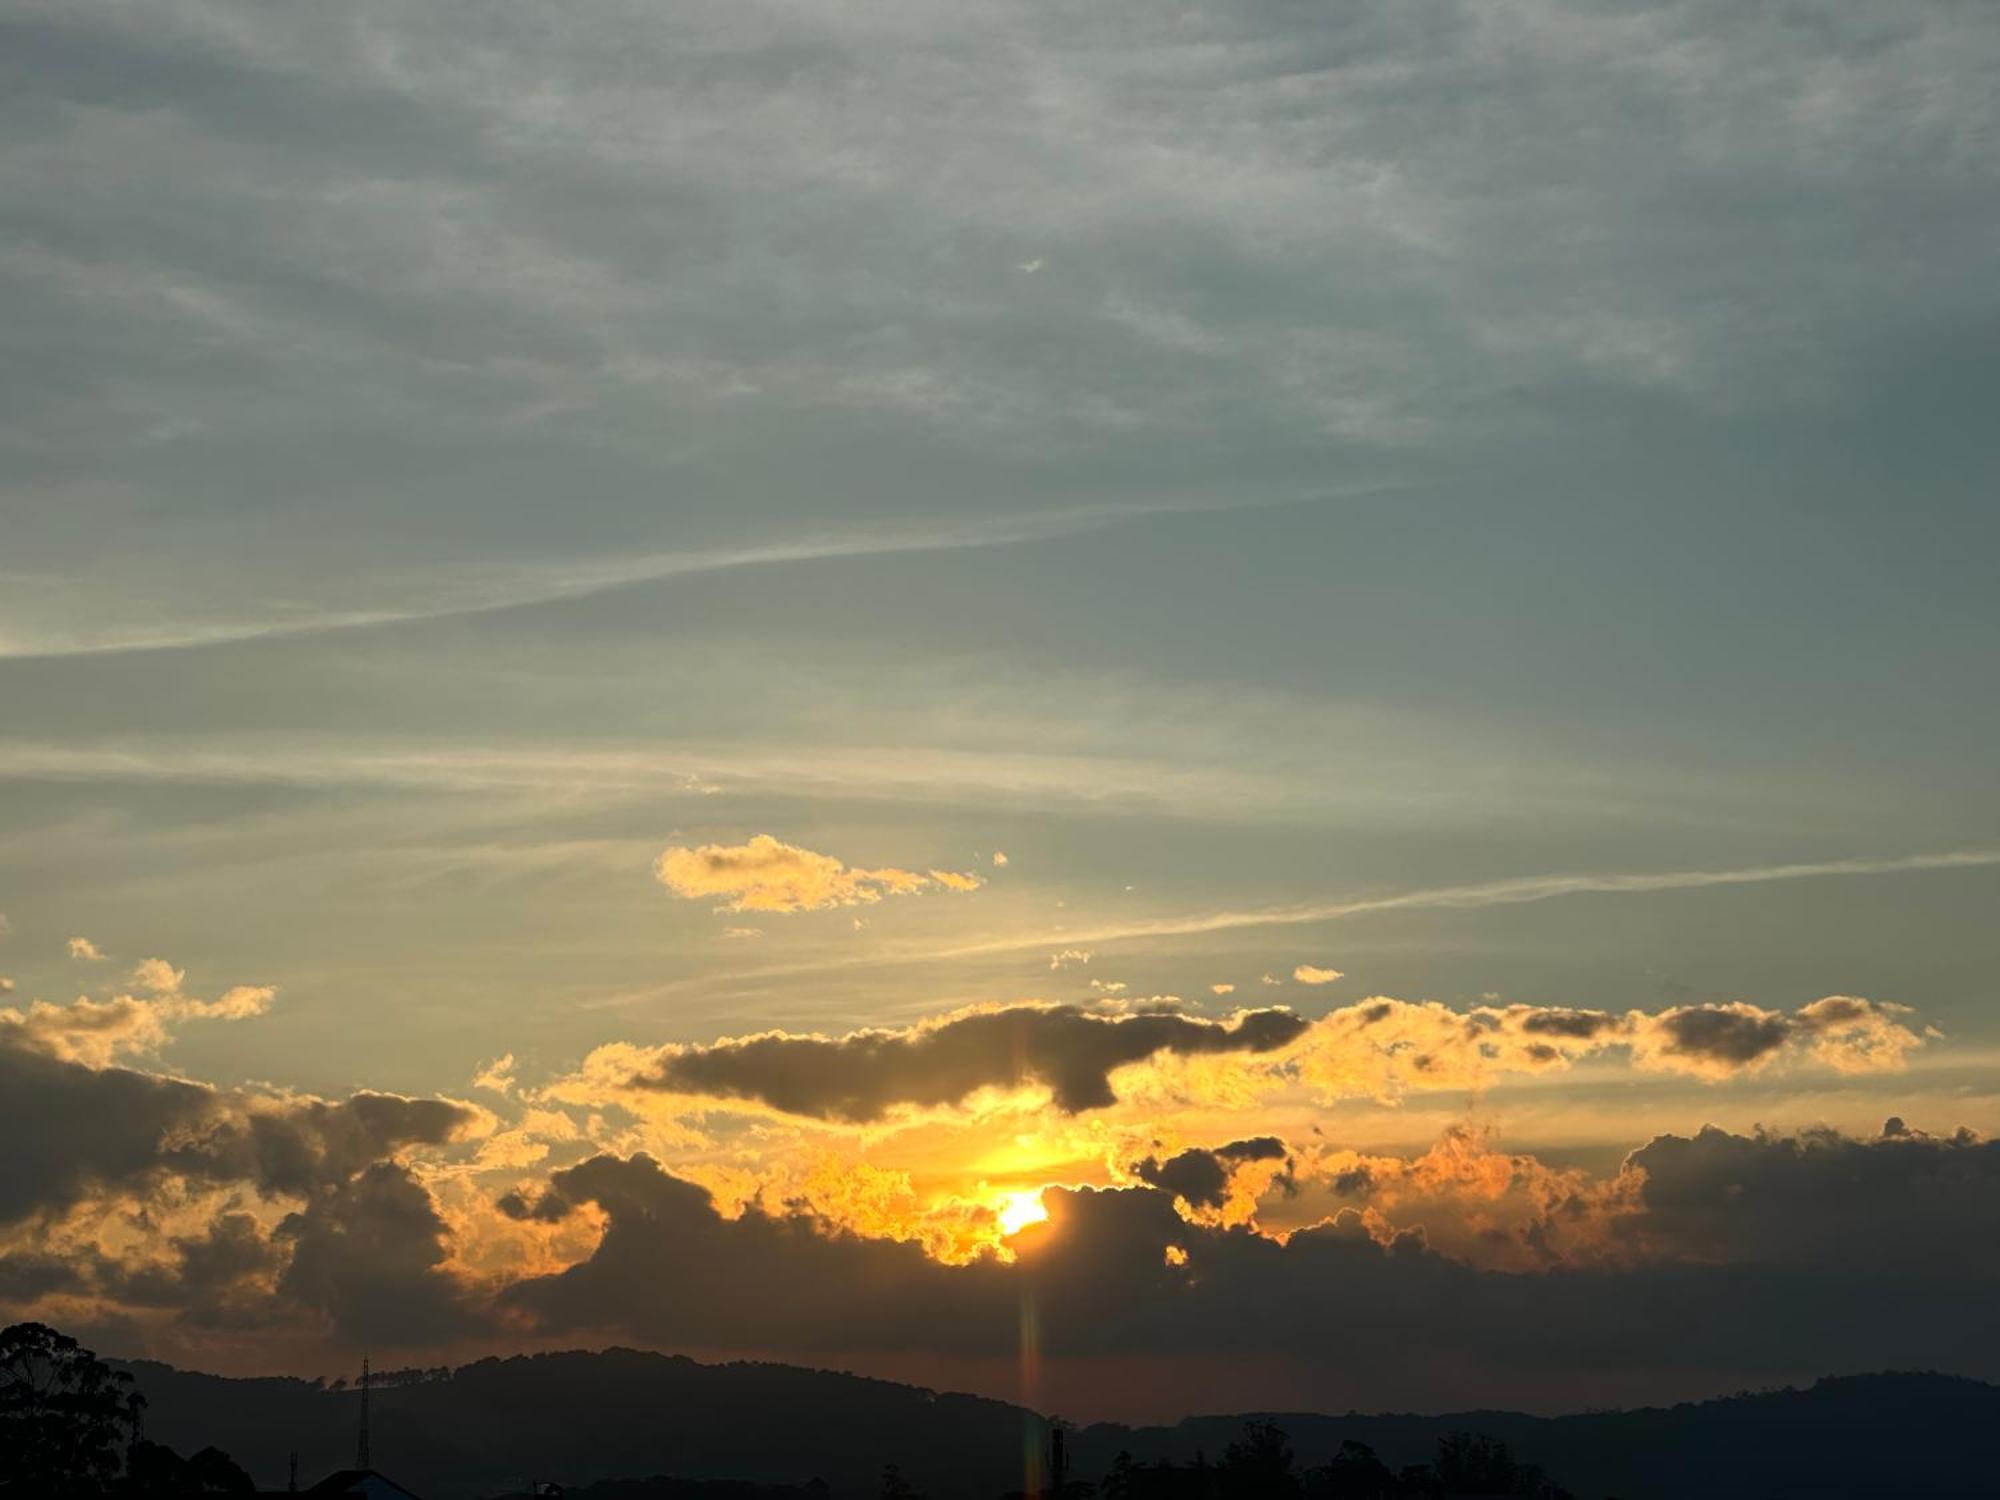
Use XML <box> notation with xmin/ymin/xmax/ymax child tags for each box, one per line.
<box><xmin>936</xmin><ymin>849</ymin><xmax>2000</xmax><ymax>959</ymax></box>
<box><xmin>0</xmin><ymin>489</ymin><xmax>1399</xmax><ymax>661</ymax></box>
<box><xmin>593</xmin><ymin>849</ymin><xmax>2000</xmax><ymax>1007</ymax></box>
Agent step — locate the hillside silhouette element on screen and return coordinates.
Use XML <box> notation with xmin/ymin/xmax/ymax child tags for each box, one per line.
<box><xmin>112</xmin><ymin>1348</ymin><xmax>1997</xmax><ymax>1499</ymax></box>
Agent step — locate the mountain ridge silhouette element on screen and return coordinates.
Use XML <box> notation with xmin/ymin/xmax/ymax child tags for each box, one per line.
<box><xmin>111</xmin><ymin>1347</ymin><xmax>1996</xmax><ymax>1499</ymax></box>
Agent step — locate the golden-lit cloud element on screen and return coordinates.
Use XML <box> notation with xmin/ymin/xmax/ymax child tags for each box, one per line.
<box><xmin>68</xmin><ymin>936</ymin><xmax>107</xmax><ymax>961</ymax></box>
<box><xmin>0</xmin><ymin>958</ymin><xmax>275</xmax><ymax>1068</ymax></box>
<box><xmin>654</xmin><ymin>833</ymin><xmax>983</xmax><ymax>914</ymax></box>
<box><xmin>1292</xmin><ymin>964</ymin><xmax>1344</xmax><ymax>985</ymax></box>
<box><xmin>586</xmin><ymin>1002</ymin><xmax>1311</xmax><ymax>1122</ymax></box>
<box><xmin>0</xmin><ymin>925</ymin><xmax>1970</xmax><ymax>1396</ymax></box>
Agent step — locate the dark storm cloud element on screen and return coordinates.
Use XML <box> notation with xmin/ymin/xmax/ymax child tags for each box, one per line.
<box><xmin>634</xmin><ymin>1005</ymin><xmax>1309</xmax><ymax>1119</ymax></box>
<box><xmin>1619</xmin><ymin>1120</ymin><xmax>2000</xmax><ymax>1271</ymax></box>
<box><xmin>101</xmin><ymin>1213</ymin><xmax>283</xmax><ymax>1330</ymax></box>
<box><xmin>1133</xmin><ymin>1137</ymin><xmax>1290</xmax><ymax>1209</ymax></box>
<box><xmin>0</xmin><ymin>1013</ymin><xmax>479</xmax><ymax>1223</ymax></box>
<box><xmin>276</xmin><ymin>1161</ymin><xmax>482</xmax><ymax>1344</ymax></box>
<box><xmin>1518</xmin><ymin>1009</ymin><xmax>1620</xmax><ymax>1040</ymax></box>
<box><xmin>500</xmin><ymin>1123</ymin><xmax>2000</xmax><ymax>1399</ymax></box>
<box><xmin>500</xmin><ymin>1154</ymin><xmax>1017</xmax><ymax>1352</ymax></box>
<box><xmin>1652</xmin><ymin>1006</ymin><xmax>1793</xmax><ymax>1067</ymax></box>
<box><xmin>0</xmin><ymin>1013</ymin><xmax>492</xmax><ymax>1339</ymax></box>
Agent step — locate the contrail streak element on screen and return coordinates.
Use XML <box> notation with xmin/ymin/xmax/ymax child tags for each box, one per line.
<box><xmin>925</xmin><ymin>849</ymin><xmax>2000</xmax><ymax>958</ymax></box>
<box><xmin>592</xmin><ymin>848</ymin><xmax>2000</xmax><ymax>1008</ymax></box>
<box><xmin>0</xmin><ymin>485</ymin><xmax>1405</xmax><ymax>660</ymax></box>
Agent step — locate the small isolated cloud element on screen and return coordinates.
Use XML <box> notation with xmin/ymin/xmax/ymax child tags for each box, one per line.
<box><xmin>1260</xmin><ymin>973</ymin><xmax>1283</xmax><ymax>986</ymax></box>
<box><xmin>68</xmin><ymin>936</ymin><xmax>107</xmax><ymax>961</ymax></box>
<box><xmin>655</xmin><ymin>833</ymin><xmax>983</xmax><ymax>914</ymax></box>
<box><xmin>1211</xmin><ymin>983</ymin><xmax>1236</xmax><ymax>996</ymax></box>
<box><xmin>1090</xmin><ymin>979</ymin><xmax>1128</xmax><ymax>996</ymax></box>
<box><xmin>0</xmin><ymin>977</ymin><xmax>12</xmax><ymax>995</ymax></box>
<box><xmin>1050</xmin><ymin>948</ymin><xmax>1093</xmax><ymax>970</ymax></box>
<box><xmin>1293</xmin><ymin>965</ymin><xmax>1344</xmax><ymax>986</ymax></box>
<box><xmin>129</xmin><ymin>957</ymin><xmax>186</xmax><ymax>995</ymax></box>
<box><xmin>991</xmin><ymin>851</ymin><xmax>1009</xmax><ymax>867</ymax></box>
<box><xmin>720</xmin><ymin>926</ymin><xmax>763</xmax><ymax>941</ymax></box>
<box><xmin>473</xmin><ymin>1053</ymin><xmax>518</xmax><ymax>1095</ymax></box>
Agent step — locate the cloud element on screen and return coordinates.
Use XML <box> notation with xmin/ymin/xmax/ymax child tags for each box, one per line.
<box><xmin>1624</xmin><ymin>997</ymin><xmax>1923</xmax><ymax>1080</ymax></box>
<box><xmin>1292</xmin><ymin>965</ymin><xmax>1343</xmax><ymax>986</ymax></box>
<box><xmin>1612</xmin><ymin>1120</ymin><xmax>2000</xmax><ymax>1275</ymax></box>
<box><xmin>654</xmin><ymin>834</ymin><xmax>982</xmax><ymax>914</ymax></box>
<box><xmin>68</xmin><ymin>937</ymin><xmax>107</xmax><ymax>962</ymax></box>
<box><xmin>1210</xmin><ymin>983</ymin><xmax>1235</xmax><ymax>996</ymax></box>
<box><xmin>607</xmin><ymin>1003</ymin><xmax>1311</xmax><ymax>1120</ymax></box>
<box><xmin>276</xmin><ymin>1161</ymin><xmax>482</xmax><ymax>1343</ymax></box>
<box><xmin>1050</xmin><ymin>949</ymin><xmax>1093</xmax><ymax>970</ymax></box>
<box><xmin>0</xmin><ymin>961</ymin><xmax>275</xmax><ymax>1069</ymax></box>
<box><xmin>548</xmin><ymin>993</ymin><xmax>1930</xmax><ymax>1145</ymax></box>
<box><xmin>497</xmin><ymin>1121</ymin><xmax>2000</xmax><ymax>1407</ymax></box>
<box><xmin>473</xmin><ymin>1054</ymin><xmax>517</xmax><ymax>1096</ymax></box>
<box><xmin>991</xmin><ymin>851</ymin><xmax>1009</xmax><ymax>867</ymax></box>
<box><xmin>0</xmin><ymin>1035</ymin><xmax>482</xmax><ymax>1231</ymax></box>
<box><xmin>1133</xmin><ymin>1137</ymin><xmax>1291</xmax><ymax>1211</ymax></box>
<box><xmin>904</xmin><ymin>851</ymin><xmax>2000</xmax><ymax>968</ymax></box>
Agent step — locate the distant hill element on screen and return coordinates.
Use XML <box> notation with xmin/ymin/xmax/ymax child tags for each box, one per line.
<box><xmin>1070</xmin><ymin>1371</ymin><xmax>2000</xmax><ymax>1499</ymax></box>
<box><xmin>114</xmin><ymin>1349</ymin><xmax>1998</xmax><ymax>1500</ymax></box>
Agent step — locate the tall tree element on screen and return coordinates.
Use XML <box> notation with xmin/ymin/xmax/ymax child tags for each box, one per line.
<box><xmin>0</xmin><ymin>1322</ymin><xmax>146</xmax><ymax>1495</ymax></box>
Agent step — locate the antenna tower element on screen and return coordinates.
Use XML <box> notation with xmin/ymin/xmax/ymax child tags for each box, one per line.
<box><xmin>356</xmin><ymin>1355</ymin><xmax>372</xmax><ymax>1470</ymax></box>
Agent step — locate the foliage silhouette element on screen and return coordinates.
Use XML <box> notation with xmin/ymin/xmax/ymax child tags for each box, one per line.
<box><xmin>0</xmin><ymin>1321</ymin><xmax>146</xmax><ymax>1496</ymax></box>
<box><xmin>1076</xmin><ymin>1423</ymin><xmax>1570</xmax><ymax>1500</ymax></box>
<box><xmin>121</xmin><ymin>1439</ymin><xmax>255</xmax><ymax>1495</ymax></box>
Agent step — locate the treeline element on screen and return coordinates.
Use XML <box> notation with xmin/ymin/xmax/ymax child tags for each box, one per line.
<box><xmin>892</xmin><ymin>1420</ymin><xmax>1576</xmax><ymax>1500</ymax></box>
<box><xmin>1095</xmin><ymin>1422</ymin><xmax>1575</xmax><ymax>1499</ymax></box>
<box><xmin>318</xmin><ymin>1364</ymin><xmax>456</xmax><ymax>1392</ymax></box>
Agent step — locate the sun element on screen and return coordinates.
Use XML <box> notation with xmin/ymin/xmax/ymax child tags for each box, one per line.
<box><xmin>995</xmin><ymin>1187</ymin><xmax>1049</xmax><ymax>1237</ymax></box>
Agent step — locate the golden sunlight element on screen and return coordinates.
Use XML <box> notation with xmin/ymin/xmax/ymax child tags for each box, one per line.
<box><xmin>995</xmin><ymin>1187</ymin><xmax>1050</xmax><ymax>1237</ymax></box>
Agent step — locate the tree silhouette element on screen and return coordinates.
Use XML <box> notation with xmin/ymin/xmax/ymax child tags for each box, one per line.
<box><xmin>0</xmin><ymin>1322</ymin><xmax>146</xmax><ymax>1496</ymax></box>
<box><xmin>1218</xmin><ymin>1421</ymin><xmax>1299</xmax><ymax>1500</ymax></box>
<box><xmin>1305</xmin><ymin>1440</ymin><xmax>1398</xmax><ymax>1500</ymax></box>
<box><xmin>122</xmin><ymin>1439</ymin><xmax>255</xmax><ymax>1495</ymax></box>
<box><xmin>1432</xmin><ymin>1434</ymin><xmax>1569</xmax><ymax>1499</ymax></box>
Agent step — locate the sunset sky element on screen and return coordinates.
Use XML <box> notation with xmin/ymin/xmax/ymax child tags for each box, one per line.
<box><xmin>3</xmin><ymin>0</ymin><xmax>1998</xmax><ymax>1423</ymax></box>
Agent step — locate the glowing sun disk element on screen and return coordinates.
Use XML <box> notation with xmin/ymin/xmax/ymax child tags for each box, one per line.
<box><xmin>996</xmin><ymin>1188</ymin><xmax>1049</xmax><ymax>1236</ymax></box>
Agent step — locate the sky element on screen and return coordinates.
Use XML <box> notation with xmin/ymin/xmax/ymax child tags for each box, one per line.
<box><xmin>2</xmin><ymin>0</ymin><xmax>1998</xmax><ymax>1423</ymax></box>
